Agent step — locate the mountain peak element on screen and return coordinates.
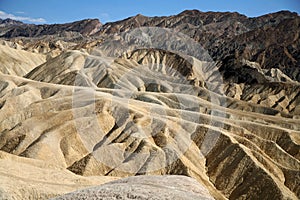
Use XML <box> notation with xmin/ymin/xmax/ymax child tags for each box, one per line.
<box><xmin>179</xmin><ymin>9</ymin><xmax>202</xmax><ymax>15</ymax></box>
<box><xmin>0</xmin><ymin>18</ymin><xmax>24</xmax><ymax>26</ymax></box>
<box><xmin>135</xmin><ymin>13</ymin><xmax>146</xmax><ymax>17</ymax></box>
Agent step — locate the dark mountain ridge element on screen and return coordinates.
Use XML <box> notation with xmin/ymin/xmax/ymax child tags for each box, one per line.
<box><xmin>0</xmin><ymin>18</ymin><xmax>101</xmax><ymax>37</ymax></box>
<box><xmin>0</xmin><ymin>18</ymin><xmax>24</xmax><ymax>26</ymax></box>
<box><xmin>0</xmin><ymin>9</ymin><xmax>299</xmax><ymax>83</ymax></box>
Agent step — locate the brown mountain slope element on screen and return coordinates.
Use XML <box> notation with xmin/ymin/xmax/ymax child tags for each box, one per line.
<box><xmin>0</xmin><ymin>18</ymin><xmax>101</xmax><ymax>38</ymax></box>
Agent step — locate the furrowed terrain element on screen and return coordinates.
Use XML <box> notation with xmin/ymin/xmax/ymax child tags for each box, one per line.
<box><xmin>0</xmin><ymin>10</ymin><xmax>299</xmax><ymax>200</ymax></box>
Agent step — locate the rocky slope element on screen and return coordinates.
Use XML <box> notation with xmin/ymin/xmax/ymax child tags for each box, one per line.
<box><xmin>53</xmin><ymin>175</ymin><xmax>215</xmax><ymax>200</ymax></box>
<box><xmin>0</xmin><ymin>44</ymin><xmax>46</xmax><ymax>76</ymax></box>
<box><xmin>0</xmin><ymin>151</ymin><xmax>117</xmax><ymax>200</ymax></box>
<box><xmin>0</xmin><ymin>18</ymin><xmax>101</xmax><ymax>38</ymax></box>
<box><xmin>96</xmin><ymin>10</ymin><xmax>300</xmax><ymax>82</ymax></box>
<box><xmin>0</xmin><ymin>9</ymin><xmax>299</xmax><ymax>200</ymax></box>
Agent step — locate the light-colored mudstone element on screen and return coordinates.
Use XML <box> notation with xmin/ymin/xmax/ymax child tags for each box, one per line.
<box><xmin>53</xmin><ymin>175</ymin><xmax>215</xmax><ymax>200</ymax></box>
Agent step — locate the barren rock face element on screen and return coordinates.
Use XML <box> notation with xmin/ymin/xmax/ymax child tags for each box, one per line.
<box><xmin>53</xmin><ymin>175</ymin><xmax>215</xmax><ymax>200</ymax></box>
<box><xmin>0</xmin><ymin>9</ymin><xmax>299</xmax><ymax>200</ymax></box>
<box><xmin>0</xmin><ymin>44</ymin><xmax>46</xmax><ymax>76</ymax></box>
<box><xmin>0</xmin><ymin>151</ymin><xmax>117</xmax><ymax>200</ymax></box>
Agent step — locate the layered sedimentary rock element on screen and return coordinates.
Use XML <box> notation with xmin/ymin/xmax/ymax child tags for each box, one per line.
<box><xmin>0</xmin><ymin>9</ymin><xmax>299</xmax><ymax>200</ymax></box>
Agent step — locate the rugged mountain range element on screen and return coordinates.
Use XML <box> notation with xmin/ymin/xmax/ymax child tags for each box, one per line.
<box><xmin>0</xmin><ymin>18</ymin><xmax>101</xmax><ymax>38</ymax></box>
<box><xmin>0</xmin><ymin>10</ymin><xmax>299</xmax><ymax>200</ymax></box>
<box><xmin>1</xmin><ymin>10</ymin><xmax>299</xmax><ymax>83</ymax></box>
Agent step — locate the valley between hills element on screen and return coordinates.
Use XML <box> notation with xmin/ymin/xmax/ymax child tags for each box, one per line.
<box><xmin>0</xmin><ymin>10</ymin><xmax>299</xmax><ymax>199</ymax></box>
